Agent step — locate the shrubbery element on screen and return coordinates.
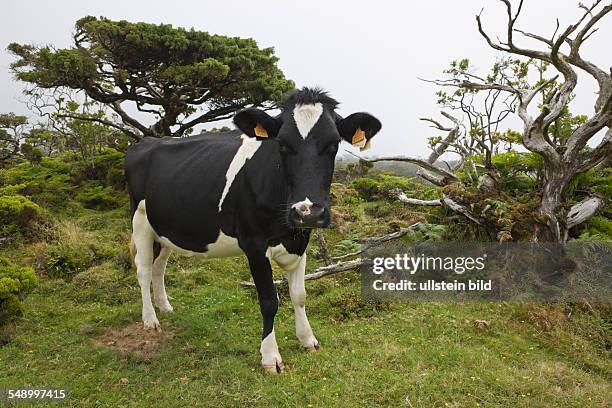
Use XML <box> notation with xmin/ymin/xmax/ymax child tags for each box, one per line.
<box><xmin>0</xmin><ymin>189</ymin><xmax>43</xmax><ymax>238</ymax></box>
<box><xmin>77</xmin><ymin>185</ymin><xmax>120</xmax><ymax>210</ymax></box>
<box><xmin>0</xmin><ymin>148</ymin><xmax>125</xmax><ymax>212</ymax></box>
<box><xmin>351</xmin><ymin>178</ymin><xmax>381</xmax><ymax>200</ymax></box>
<box><xmin>0</xmin><ymin>257</ymin><xmax>38</xmax><ymax>324</ymax></box>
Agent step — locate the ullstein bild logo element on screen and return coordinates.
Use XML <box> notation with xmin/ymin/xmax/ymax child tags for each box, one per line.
<box><xmin>361</xmin><ymin>242</ymin><xmax>612</xmax><ymax>302</ymax></box>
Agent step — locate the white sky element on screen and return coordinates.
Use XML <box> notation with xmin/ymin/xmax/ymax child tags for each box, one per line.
<box><xmin>1</xmin><ymin>0</ymin><xmax>610</xmax><ymax>157</ymax></box>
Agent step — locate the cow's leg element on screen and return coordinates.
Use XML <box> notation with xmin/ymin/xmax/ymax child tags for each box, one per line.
<box><xmin>275</xmin><ymin>251</ymin><xmax>319</xmax><ymax>352</ymax></box>
<box><xmin>132</xmin><ymin>203</ymin><xmax>159</xmax><ymax>330</ymax></box>
<box><xmin>152</xmin><ymin>245</ymin><xmax>173</xmax><ymax>313</ymax></box>
<box><xmin>245</xmin><ymin>249</ymin><xmax>283</xmax><ymax>373</ymax></box>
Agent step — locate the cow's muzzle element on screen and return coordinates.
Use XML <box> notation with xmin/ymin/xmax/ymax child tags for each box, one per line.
<box><xmin>289</xmin><ymin>199</ymin><xmax>330</xmax><ymax>228</ymax></box>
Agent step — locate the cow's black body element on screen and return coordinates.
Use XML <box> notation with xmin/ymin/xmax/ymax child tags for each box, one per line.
<box><xmin>125</xmin><ymin>130</ymin><xmax>309</xmax><ymax>255</ymax></box>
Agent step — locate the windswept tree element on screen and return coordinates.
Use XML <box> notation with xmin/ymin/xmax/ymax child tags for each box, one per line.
<box><xmin>369</xmin><ymin>0</ymin><xmax>611</xmax><ymax>244</ymax></box>
<box><xmin>8</xmin><ymin>16</ymin><xmax>294</xmax><ymax>141</ymax></box>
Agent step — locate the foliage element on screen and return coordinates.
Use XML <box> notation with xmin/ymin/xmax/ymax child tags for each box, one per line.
<box><xmin>8</xmin><ymin>16</ymin><xmax>294</xmax><ymax>139</ymax></box>
<box><xmin>404</xmin><ymin>223</ymin><xmax>450</xmax><ymax>242</ymax></box>
<box><xmin>19</xmin><ymin>143</ymin><xmax>43</xmax><ymax>164</ymax></box>
<box><xmin>0</xmin><ymin>149</ymin><xmax>125</xmax><ymax>210</ymax></box>
<box><xmin>0</xmin><ymin>257</ymin><xmax>37</xmax><ymax>324</ymax></box>
<box><xmin>578</xmin><ymin>216</ymin><xmax>612</xmax><ymax>241</ymax></box>
<box><xmin>491</xmin><ymin>151</ymin><xmax>543</xmax><ymax>193</ymax></box>
<box><xmin>0</xmin><ymin>113</ymin><xmax>29</xmax><ymax>164</ymax></box>
<box><xmin>351</xmin><ymin>177</ymin><xmax>381</xmax><ymax>201</ymax></box>
<box><xmin>76</xmin><ymin>185</ymin><xmax>120</xmax><ymax>210</ymax></box>
<box><xmin>334</xmin><ymin>159</ymin><xmax>373</xmax><ymax>183</ymax></box>
<box><xmin>43</xmin><ymin>242</ymin><xmax>95</xmax><ymax>280</ymax></box>
<box><xmin>0</xmin><ymin>192</ymin><xmax>43</xmax><ymax>238</ymax></box>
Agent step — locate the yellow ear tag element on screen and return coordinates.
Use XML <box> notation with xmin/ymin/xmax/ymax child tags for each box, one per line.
<box><xmin>352</xmin><ymin>128</ymin><xmax>367</xmax><ymax>148</ymax></box>
<box><xmin>254</xmin><ymin>123</ymin><xmax>268</xmax><ymax>138</ymax></box>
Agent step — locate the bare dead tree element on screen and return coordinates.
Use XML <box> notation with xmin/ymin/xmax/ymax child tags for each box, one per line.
<box><xmin>471</xmin><ymin>0</ymin><xmax>612</xmax><ymax>243</ymax></box>
<box><xmin>368</xmin><ymin>0</ymin><xmax>611</xmax><ymax>244</ymax></box>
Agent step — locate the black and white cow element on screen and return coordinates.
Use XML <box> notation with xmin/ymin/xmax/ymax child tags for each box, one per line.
<box><xmin>125</xmin><ymin>88</ymin><xmax>381</xmax><ymax>373</ymax></box>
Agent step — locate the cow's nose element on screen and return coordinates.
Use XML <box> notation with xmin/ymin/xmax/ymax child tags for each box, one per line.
<box><xmin>290</xmin><ymin>201</ymin><xmax>328</xmax><ymax>228</ymax></box>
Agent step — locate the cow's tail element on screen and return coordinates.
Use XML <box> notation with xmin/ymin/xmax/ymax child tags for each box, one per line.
<box><xmin>129</xmin><ymin>236</ymin><xmax>137</xmax><ymax>271</ymax></box>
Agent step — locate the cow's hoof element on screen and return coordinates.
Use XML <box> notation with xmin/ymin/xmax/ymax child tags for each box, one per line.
<box><xmin>262</xmin><ymin>361</ymin><xmax>285</xmax><ymax>374</ymax></box>
<box><xmin>305</xmin><ymin>342</ymin><xmax>321</xmax><ymax>353</ymax></box>
<box><xmin>157</xmin><ymin>302</ymin><xmax>174</xmax><ymax>313</ymax></box>
<box><xmin>143</xmin><ymin>316</ymin><xmax>161</xmax><ymax>331</ymax></box>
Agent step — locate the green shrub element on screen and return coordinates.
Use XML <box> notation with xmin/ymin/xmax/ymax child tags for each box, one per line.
<box><xmin>377</xmin><ymin>174</ymin><xmax>418</xmax><ymax>196</ymax></box>
<box><xmin>70</xmin><ymin>149</ymin><xmax>125</xmax><ymax>188</ymax></box>
<box><xmin>351</xmin><ymin>177</ymin><xmax>381</xmax><ymax>201</ymax></box>
<box><xmin>77</xmin><ymin>185</ymin><xmax>120</xmax><ymax>210</ymax></box>
<box><xmin>44</xmin><ymin>242</ymin><xmax>94</xmax><ymax>280</ymax></box>
<box><xmin>1</xmin><ymin>157</ymin><xmax>73</xmax><ymax>208</ymax></box>
<box><xmin>0</xmin><ymin>149</ymin><xmax>126</xmax><ymax>211</ymax></box>
<box><xmin>0</xmin><ymin>257</ymin><xmax>38</xmax><ymax>324</ymax></box>
<box><xmin>492</xmin><ymin>151</ymin><xmax>542</xmax><ymax>192</ymax></box>
<box><xmin>579</xmin><ymin>216</ymin><xmax>612</xmax><ymax>241</ymax></box>
<box><xmin>70</xmin><ymin>262</ymin><xmax>135</xmax><ymax>305</ymax></box>
<box><xmin>0</xmin><ymin>193</ymin><xmax>43</xmax><ymax>237</ymax></box>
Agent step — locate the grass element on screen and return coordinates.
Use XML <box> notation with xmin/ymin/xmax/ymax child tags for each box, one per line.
<box><xmin>1</xmin><ymin>203</ymin><xmax>610</xmax><ymax>407</ymax></box>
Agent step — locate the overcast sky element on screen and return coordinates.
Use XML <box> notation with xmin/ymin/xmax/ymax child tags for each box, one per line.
<box><xmin>2</xmin><ymin>0</ymin><xmax>610</xmax><ymax>157</ymax></box>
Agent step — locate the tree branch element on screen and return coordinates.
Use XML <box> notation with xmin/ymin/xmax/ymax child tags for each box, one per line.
<box><xmin>567</xmin><ymin>196</ymin><xmax>603</xmax><ymax>228</ymax></box>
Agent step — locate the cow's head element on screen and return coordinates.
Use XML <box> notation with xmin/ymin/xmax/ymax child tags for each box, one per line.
<box><xmin>234</xmin><ymin>88</ymin><xmax>381</xmax><ymax>229</ymax></box>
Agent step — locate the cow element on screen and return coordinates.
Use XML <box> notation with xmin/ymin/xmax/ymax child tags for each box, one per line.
<box><xmin>125</xmin><ymin>87</ymin><xmax>382</xmax><ymax>373</ymax></box>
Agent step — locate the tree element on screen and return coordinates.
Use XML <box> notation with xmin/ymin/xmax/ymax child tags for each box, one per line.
<box><xmin>368</xmin><ymin>0</ymin><xmax>611</xmax><ymax>244</ymax></box>
<box><xmin>8</xmin><ymin>16</ymin><xmax>294</xmax><ymax>141</ymax></box>
<box><xmin>0</xmin><ymin>113</ymin><xmax>29</xmax><ymax>165</ymax></box>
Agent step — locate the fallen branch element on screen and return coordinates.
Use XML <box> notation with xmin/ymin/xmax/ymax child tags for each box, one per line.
<box><xmin>332</xmin><ymin>222</ymin><xmax>422</xmax><ymax>261</ymax></box>
<box><xmin>397</xmin><ymin>192</ymin><xmax>442</xmax><ymax>206</ymax></box>
<box><xmin>567</xmin><ymin>196</ymin><xmax>603</xmax><ymax>229</ymax></box>
<box><xmin>240</xmin><ymin>258</ymin><xmax>369</xmax><ymax>288</ymax></box>
<box><xmin>441</xmin><ymin>194</ymin><xmax>481</xmax><ymax>224</ymax></box>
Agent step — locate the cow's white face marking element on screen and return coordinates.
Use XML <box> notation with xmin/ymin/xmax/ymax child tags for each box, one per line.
<box><xmin>218</xmin><ymin>134</ymin><xmax>261</xmax><ymax>211</ymax></box>
<box><xmin>293</xmin><ymin>103</ymin><xmax>323</xmax><ymax>139</ymax></box>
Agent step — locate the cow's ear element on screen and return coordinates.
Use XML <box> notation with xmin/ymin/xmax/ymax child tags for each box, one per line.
<box><xmin>233</xmin><ymin>108</ymin><xmax>280</xmax><ymax>139</ymax></box>
<box><xmin>337</xmin><ymin>112</ymin><xmax>382</xmax><ymax>151</ymax></box>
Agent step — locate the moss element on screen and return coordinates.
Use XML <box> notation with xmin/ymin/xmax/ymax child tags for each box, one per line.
<box><xmin>0</xmin><ymin>257</ymin><xmax>38</xmax><ymax>324</ymax></box>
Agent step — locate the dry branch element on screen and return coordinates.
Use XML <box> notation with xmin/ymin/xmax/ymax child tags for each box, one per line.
<box><xmin>566</xmin><ymin>196</ymin><xmax>603</xmax><ymax>229</ymax></box>
<box><xmin>240</xmin><ymin>259</ymin><xmax>369</xmax><ymax>288</ymax></box>
<box><xmin>332</xmin><ymin>222</ymin><xmax>422</xmax><ymax>261</ymax></box>
<box><xmin>397</xmin><ymin>192</ymin><xmax>441</xmax><ymax>206</ymax></box>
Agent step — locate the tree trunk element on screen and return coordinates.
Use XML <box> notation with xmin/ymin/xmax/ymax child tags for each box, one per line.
<box><xmin>537</xmin><ymin>164</ymin><xmax>577</xmax><ymax>244</ymax></box>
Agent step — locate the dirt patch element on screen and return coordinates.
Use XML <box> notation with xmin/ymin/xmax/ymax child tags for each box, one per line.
<box><xmin>91</xmin><ymin>322</ymin><xmax>175</xmax><ymax>360</ymax></box>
